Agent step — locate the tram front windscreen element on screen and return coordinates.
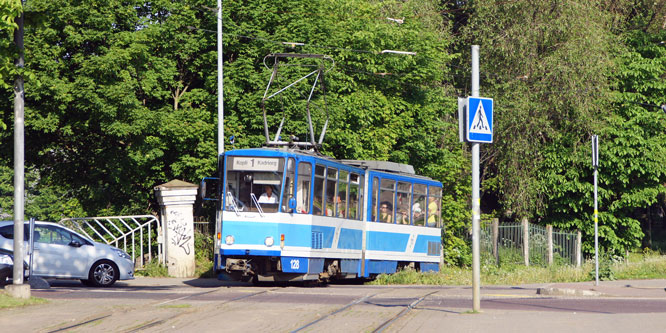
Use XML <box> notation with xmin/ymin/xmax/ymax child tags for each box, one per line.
<box><xmin>225</xmin><ymin>156</ymin><xmax>285</xmax><ymax>213</ymax></box>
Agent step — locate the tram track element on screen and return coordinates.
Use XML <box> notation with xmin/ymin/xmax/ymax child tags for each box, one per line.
<box><xmin>44</xmin><ymin>286</ymin><xmax>279</xmax><ymax>332</ymax></box>
<box><xmin>126</xmin><ymin>287</ymin><xmax>280</xmax><ymax>332</ymax></box>
<box><xmin>290</xmin><ymin>289</ymin><xmax>439</xmax><ymax>333</ymax></box>
<box><xmin>290</xmin><ymin>291</ymin><xmax>385</xmax><ymax>333</ymax></box>
<box><xmin>371</xmin><ymin>290</ymin><xmax>438</xmax><ymax>333</ymax></box>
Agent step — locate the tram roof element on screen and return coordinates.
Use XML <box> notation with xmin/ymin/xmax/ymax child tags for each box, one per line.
<box><xmin>223</xmin><ymin>147</ymin><xmax>437</xmax><ymax>182</ymax></box>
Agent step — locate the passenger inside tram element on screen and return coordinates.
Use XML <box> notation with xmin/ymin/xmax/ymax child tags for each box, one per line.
<box><xmin>412</xmin><ymin>203</ymin><xmax>424</xmax><ymax>226</ymax></box>
<box><xmin>427</xmin><ymin>196</ymin><xmax>439</xmax><ymax>227</ymax></box>
<box><xmin>335</xmin><ymin>193</ymin><xmax>345</xmax><ymax>218</ymax></box>
<box><xmin>379</xmin><ymin>201</ymin><xmax>393</xmax><ymax>223</ymax></box>
<box><xmin>347</xmin><ymin>194</ymin><xmax>357</xmax><ymax>219</ymax></box>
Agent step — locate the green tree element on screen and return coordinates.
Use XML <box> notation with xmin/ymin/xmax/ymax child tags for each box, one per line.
<box><xmin>9</xmin><ymin>0</ymin><xmax>217</xmax><ymax>216</ymax></box>
<box><xmin>0</xmin><ymin>0</ymin><xmax>23</xmax><ymax>91</ymax></box>
<box><xmin>456</xmin><ymin>0</ymin><xmax>617</xmax><ymax>221</ymax></box>
<box><xmin>2</xmin><ymin>0</ymin><xmax>469</xmax><ymax>239</ymax></box>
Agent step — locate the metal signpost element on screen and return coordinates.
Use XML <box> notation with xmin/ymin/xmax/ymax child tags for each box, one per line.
<box><xmin>459</xmin><ymin>45</ymin><xmax>494</xmax><ymax>312</ymax></box>
<box><xmin>592</xmin><ymin>135</ymin><xmax>599</xmax><ymax>286</ymax></box>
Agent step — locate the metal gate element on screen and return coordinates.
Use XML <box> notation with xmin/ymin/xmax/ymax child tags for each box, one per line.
<box><xmin>59</xmin><ymin>215</ymin><xmax>161</xmax><ymax>268</ymax></box>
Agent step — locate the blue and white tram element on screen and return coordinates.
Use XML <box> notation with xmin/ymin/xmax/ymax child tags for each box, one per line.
<box><xmin>212</xmin><ymin>148</ymin><xmax>443</xmax><ymax>282</ymax></box>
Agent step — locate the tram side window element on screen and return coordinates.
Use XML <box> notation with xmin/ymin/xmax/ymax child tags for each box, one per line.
<box><xmin>297</xmin><ymin>162</ymin><xmax>311</xmax><ymax>213</ymax></box>
<box><xmin>349</xmin><ymin>173</ymin><xmax>360</xmax><ymax>220</ymax></box>
<box><xmin>371</xmin><ymin>177</ymin><xmax>379</xmax><ymax>222</ymax></box>
<box><xmin>337</xmin><ymin>170</ymin><xmax>348</xmax><ymax>218</ymax></box>
<box><xmin>379</xmin><ymin>179</ymin><xmax>396</xmax><ymax>223</ymax></box>
<box><xmin>281</xmin><ymin>158</ymin><xmax>295</xmax><ymax>212</ymax></box>
<box><xmin>313</xmin><ymin>165</ymin><xmax>326</xmax><ymax>215</ymax></box>
<box><xmin>396</xmin><ymin>182</ymin><xmax>412</xmax><ymax>225</ymax></box>
<box><xmin>325</xmin><ymin>167</ymin><xmax>338</xmax><ymax>217</ymax></box>
<box><xmin>413</xmin><ymin>184</ymin><xmax>427</xmax><ymax>226</ymax></box>
<box><xmin>427</xmin><ymin>186</ymin><xmax>442</xmax><ymax>228</ymax></box>
<box><xmin>358</xmin><ymin>175</ymin><xmax>364</xmax><ymax>220</ymax></box>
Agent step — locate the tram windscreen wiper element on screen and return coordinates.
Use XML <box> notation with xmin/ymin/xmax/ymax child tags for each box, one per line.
<box><xmin>250</xmin><ymin>193</ymin><xmax>265</xmax><ymax>216</ymax></box>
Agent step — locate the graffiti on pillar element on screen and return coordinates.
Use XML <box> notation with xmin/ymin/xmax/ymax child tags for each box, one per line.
<box><xmin>167</xmin><ymin>210</ymin><xmax>192</xmax><ymax>255</ymax></box>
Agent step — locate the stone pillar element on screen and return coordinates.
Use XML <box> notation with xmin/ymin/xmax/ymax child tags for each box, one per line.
<box><xmin>155</xmin><ymin>180</ymin><xmax>198</xmax><ymax>278</ymax></box>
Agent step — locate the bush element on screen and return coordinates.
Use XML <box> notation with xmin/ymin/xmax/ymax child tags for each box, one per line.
<box><xmin>194</xmin><ymin>231</ymin><xmax>215</xmax><ymax>278</ymax></box>
<box><xmin>588</xmin><ymin>250</ymin><xmax>616</xmax><ymax>281</ymax></box>
<box><xmin>135</xmin><ymin>231</ymin><xmax>215</xmax><ymax>278</ymax></box>
<box><xmin>135</xmin><ymin>259</ymin><xmax>168</xmax><ymax>277</ymax></box>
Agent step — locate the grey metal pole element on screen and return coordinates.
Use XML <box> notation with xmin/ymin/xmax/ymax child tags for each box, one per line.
<box><xmin>13</xmin><ymin>10</ymin><xmax>25</xmax><ymax>286</ymax></box>
<box><xmin>28</xmin><ymin>218</ymin><xmax>35</xmax><ymax>279</ymax></box>
<box><xmin>471</xmin><ymin>45</ymin><xmax>481</xmax><ymax>312</ymax></box>
<box><xmin>217</xmin><ymin>0</ymin><xmax>224</xmax><ymax>156</ymax></box>
<box><xmin>594</xmin><ymin>164</ymin><xmax>599</xmax><ymax>285</ymax></box>
<box><xmin>215</xmin><ymin>0</ymin><xmax>224</xmax><ymax>269</ymax></box>
<box><xmin>592</xmin><ymin>135</ymin><xmax>599</xmax><ymax>286</ymax></box>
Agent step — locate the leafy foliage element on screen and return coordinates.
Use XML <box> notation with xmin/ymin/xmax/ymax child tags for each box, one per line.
<box><xmin>2</xmin><ymin>0</ymin><xmax>666</xmax><ymax>264</ymax></box>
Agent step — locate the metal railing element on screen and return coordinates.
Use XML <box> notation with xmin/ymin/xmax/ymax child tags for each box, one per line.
<box><xmin>59</xmin><ymin>215</ymin><xmax>160</xmax><ymax>268</ymax></box>
<box><xmin>193</xmin><ymin>221</ymin><xmax>213</xmax><ymax>235</ymax></box>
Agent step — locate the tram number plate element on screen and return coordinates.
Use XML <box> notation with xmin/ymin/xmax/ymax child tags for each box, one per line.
<box><xmin>281</xmin><ymin>257</ymin><xmax>308</xmax><ymax>273</ymax></box>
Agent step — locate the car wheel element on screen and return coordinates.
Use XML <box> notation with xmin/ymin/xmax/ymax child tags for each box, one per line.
<box><xmin>88</xmin><ymin>260</ymin><xmax>119</xmax><ymax>287</ymax></box>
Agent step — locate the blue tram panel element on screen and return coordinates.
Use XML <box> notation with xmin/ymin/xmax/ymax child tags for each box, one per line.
<box><xmin>209</xmin><ymin>148</ymin><xmax>444</xmax><ymax>283</ymax></box>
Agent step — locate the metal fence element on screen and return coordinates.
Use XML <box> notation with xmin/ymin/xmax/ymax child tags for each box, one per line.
<box><xmin>59</xmin><ymin>215</ymin><xmax>160</xmax><ymax>268</ymax></box>
<box><xmin>193</xmin><ymin>217</ymin><xmax>213</xmax><ymax>235</ymax></box>
<box><xmin>481</xmin><ymin>219</ymin><xmax>580</xmax><ymax>267</ymax></box>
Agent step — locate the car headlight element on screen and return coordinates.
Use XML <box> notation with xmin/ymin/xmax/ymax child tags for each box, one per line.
<box><xmin>0</xmin><ymin>254</ymin><xmax>13</xmax><ymax>265</ymax></box>
<box><xmin>225</xmin><ymin>235</ymin><xmax>234</xmax><ymax>245</ymax></box>
<box><xmin>115</xmin><ymin>250</ymin><xmax>132</xmax><ymax>260</ymax></box>
<box><xmin>264</xmin><ymin>236</ymin><xmax>274</xmax><ymax>247</ymax></box>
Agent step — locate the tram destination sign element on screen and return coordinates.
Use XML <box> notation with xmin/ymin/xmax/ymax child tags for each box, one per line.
<box><xmin>231</xmin><ymin>157</ymin><xmax>280</xmax><ymax>171</ymax></box>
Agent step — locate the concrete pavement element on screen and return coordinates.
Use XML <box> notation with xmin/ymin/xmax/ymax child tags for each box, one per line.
<box><xmin>539</xmin><ymin>279</ymin><xmax>666</xmax><ymax>297</ymax></box>
<box><xmin>1</xmin><ymin>277</ymin><xmax>665</xmax><ymax>332</ymax></box>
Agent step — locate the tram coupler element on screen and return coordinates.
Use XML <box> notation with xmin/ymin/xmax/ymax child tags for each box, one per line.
<box><xmin>225</xmin><ymin>258</ymin><xmax>256</xmax><ymax>276</ymax></box>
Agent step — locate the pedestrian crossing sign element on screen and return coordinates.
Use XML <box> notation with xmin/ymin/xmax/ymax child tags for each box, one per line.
<box><xmin>466</xmin><ymin>97</ymin><xmax>493</xmax><ymax>143</ymax></box>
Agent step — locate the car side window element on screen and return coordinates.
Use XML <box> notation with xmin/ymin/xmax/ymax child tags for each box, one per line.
<box><xmin>39</xmin><ymin>226</ymin><xmax>75</xmax><ymax>245</ymax></box>
<box><xmin>0</xmin><ymin>225</ymin><xmax>31</xmax><ymax>241</ymax></box>
<box><xmin>34</xmin><ymin>226</ymin><xmax>49</xmax><ymax>243</ymax></box>
<box><xmin>0</xmin><ymin>225</ymin><xmax>13</xmax><ymax>239</ymax></box>
<box><xmin>35</xmin><ymin>226</ymin><xmax>65</xmax><ymax>245</ymax></box>
<box><xmin>70</xmin><ymin>232</ymin><xmax>87</xmax><ymax>245</ymax></box>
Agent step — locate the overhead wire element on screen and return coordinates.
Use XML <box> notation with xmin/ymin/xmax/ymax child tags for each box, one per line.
<box><xmin>186</xmin><ymin>5</ymin><xmax>664</xmax><ymax>108</ymax></box>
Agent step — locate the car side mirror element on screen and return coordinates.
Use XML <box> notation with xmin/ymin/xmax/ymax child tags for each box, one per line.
<box><xmin>69</xmin><ymin>240</ymin><xmax>82</xmax><ymax>248</ymax></box>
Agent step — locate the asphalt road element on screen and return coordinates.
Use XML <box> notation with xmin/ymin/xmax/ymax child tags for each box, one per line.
<box><xmin>3</xmin><ymin>278</ymin><xmax>666</xmax><ymax>332</ymax></box>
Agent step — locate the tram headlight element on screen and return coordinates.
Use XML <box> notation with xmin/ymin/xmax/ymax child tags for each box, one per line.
<box><xmin>225</xmin><ymin>235</ymin><xmax>235</xmax><ymax>245</ymax></box>
<box><xmin>264</xmin><ymin>236</ymin><xmax>274</xmax><ymax>247</ymax></box>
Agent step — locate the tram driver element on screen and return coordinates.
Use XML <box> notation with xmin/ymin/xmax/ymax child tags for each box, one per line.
<box><xmin>258</xmin><ymin>185</ymin><xmax>278</xmax><ymax>204</ymax></box>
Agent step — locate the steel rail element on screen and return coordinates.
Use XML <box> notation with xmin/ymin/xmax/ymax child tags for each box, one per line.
<box><xmin>290</xmin><ymin>291</ymin><xmax>385</xmax><ymax>333</ymax></box>
<box><xmin>372</xmin><ymin>290</ymin><xmax>439</xmax><ymax>333</ymax></box>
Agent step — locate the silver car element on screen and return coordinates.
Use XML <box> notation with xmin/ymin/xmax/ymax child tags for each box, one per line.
<box><xmin>0</xmin><ymin>221</ymin><xmax>134</xmax><ymax>287</ymax></box>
